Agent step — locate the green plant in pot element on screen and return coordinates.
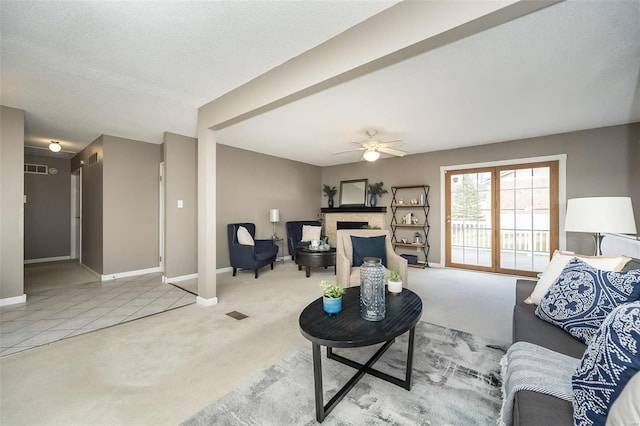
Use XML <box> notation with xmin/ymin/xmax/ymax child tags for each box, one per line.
<box><xmin>414</xmin><ymin>231</ymin><xmax>422</xmax><ymax>244</ymax></box>
<box><xmin>368</xmin><ymin>181</ymin><xmax>388</xmax><ymax>207</ymax></box>
<box><xmin>388</xmin><ymin>269</ymin><xmax>403</xmax><ymax>294</ymax></box>
<box><xmin>320</xmin><ymin>280</ymin><xmax>344</xmax><ymax>314</ymax></box>
<box><xmin>322</xmin><ymin>184</ymin><xmax>337</xmax><ymax>208</ymax></box>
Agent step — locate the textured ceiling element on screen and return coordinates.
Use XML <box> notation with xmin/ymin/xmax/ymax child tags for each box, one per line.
<box><xmin>1</xmin><ymin>0</ymin><xmax>397</xmax><ymax>153</ymax></box>
<box><xmin>2</xmin><ymin>1</ymin><xmax>639</xmax><ymax>166</ymax></box>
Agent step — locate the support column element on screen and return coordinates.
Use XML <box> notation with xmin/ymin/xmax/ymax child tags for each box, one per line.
<box><xmin>196</xmin><ymin>126</ymin><xmax>218</xmax><ymax>306</ymax></box>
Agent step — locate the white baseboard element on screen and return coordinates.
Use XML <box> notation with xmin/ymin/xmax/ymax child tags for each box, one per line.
<box><xmin>166</xmin><ymin>273</ymin><xmax>198</xmax><ymax>283</ymax></box>
<box><xmin>101</xmin><ymin>267</ymin><xmax>162</xmax><ymax>281</ymax></box>
<box><xmin>0</xmin><ymin>294</ymin><xmax>27</xmax><ymax>306</ymax></box>
<box><xmin>80</xmin><ymin>264</ymin><xmax>102</xmax><ymax>280</ymax></box>
<box><xmin>216</xmin><ymin>267</ymin><xmax>233</xmax><ymax>274</ymax></box>
<box><xmin>196</xmin><ymin>296</ymin><xmax>218</xmax><ymax>307</ymax></box>
<box><xmin>24</xmin><ymin>256</ymin><xmax>71</xmax><ymax>264</ymax></box>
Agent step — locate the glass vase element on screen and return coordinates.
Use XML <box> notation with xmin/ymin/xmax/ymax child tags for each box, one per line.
<box><xmin>360</xmin><ymin>257</ymin><xmax>386</xmax><ymax>321</ymax></box>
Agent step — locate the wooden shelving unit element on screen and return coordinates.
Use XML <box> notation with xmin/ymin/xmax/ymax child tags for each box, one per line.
<box><xmin>390</xmin><ymin>185</ymin><xmax>430</xmax><ymax>268</ymax></box>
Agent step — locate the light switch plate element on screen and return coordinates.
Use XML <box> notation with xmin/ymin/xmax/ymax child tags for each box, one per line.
<box><xmin>177</xmin><ymin>200</ymin><xmax>184</xmax><ymax>208</ymax></box>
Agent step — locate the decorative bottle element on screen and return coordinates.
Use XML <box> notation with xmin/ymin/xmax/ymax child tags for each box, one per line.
<box><xmin>359</xmin><ymin>257</ymin><xmax>386</xmax><ymax>321</ymax></box>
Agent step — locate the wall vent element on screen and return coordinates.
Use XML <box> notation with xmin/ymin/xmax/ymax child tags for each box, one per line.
<box><xmin>24</xmin><ymin>163</ymin><xmax>48</xmax><ymax>175</ymax></box>
<box><xmin>88</xmin><ymin>152</ymin><xmax>99</xmax><ymax>165</ymax></box>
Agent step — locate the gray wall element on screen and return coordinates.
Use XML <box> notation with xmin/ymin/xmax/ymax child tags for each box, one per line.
<box><xmin>102</xmin><ymin>135</ymin><xmax>161</xmax><ymax>275</ymax></box>
<box><xmin>72</xmin><ymin>136</ymin><xmax>104</xmax><ymax>274</ymax></box>
<box><xmin>71</xmin><ymin>135</ymin><xmax>162</xmax><ymax>276</ymax></box>
<box><xmin>24</xmin><ymin>154</ymin><xmax>71</xmax><ymax>260</ymax></box>
<box><xmin>0</xmin><ymin>106</ymin><xmax>25</xmax><ymax>299</ymax></box>
<box><xmin>216</xmin><ymin>144</ymin><xmax>321</xmax><ymax>267</ymax></box>
<box><xmin>322</xmin><ymin>122</ymin><xmax>639</xmax><ymax>263</ymax></box>
<box><xmin>164</xmin><ymin>132</ymin><xmax>197</xmax><ymax>279</ymax></box>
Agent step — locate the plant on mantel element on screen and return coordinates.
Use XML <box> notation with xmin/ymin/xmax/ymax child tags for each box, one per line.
<box><xmin>367</xmin><ymin>181</ymin><xmax>388</xmax><ymax>207</ymax></box>
<box><xmin>322</xmin><ymin>184</ymin><xmax>337</xmax><ymax>208</ymax></box>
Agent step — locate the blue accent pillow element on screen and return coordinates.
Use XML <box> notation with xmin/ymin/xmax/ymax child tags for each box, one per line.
<box><xmin>572</xmin><ymin>301</ymin><xmax>640</xmax><ymax>425</ymax></box>
<box><xmin>535</xmin><ymin>257</ymin><xmax>640</xmax><ymax>344</ymax></box>
<box><xmin>351</xmin><ymin>235</ymin><xmax>387</xmax><ymax>267</ymax></box>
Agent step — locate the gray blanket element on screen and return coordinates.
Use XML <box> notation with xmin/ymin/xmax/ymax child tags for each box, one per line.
<box><xmin>499</xmin><ymin>341</ymin><xmax>581</xmax><ymax>426</ymax></box>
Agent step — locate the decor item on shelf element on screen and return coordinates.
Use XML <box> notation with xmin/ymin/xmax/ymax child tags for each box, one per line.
<box><xmin>388</xmin><ymin>270</ymin><xmax>403</xmax><ymax>294</ymax></box>
<box><xmin>320</xmin><ymin>280</ymin><xmax>344</xmax><ymax>314</ymax></box>
<box><xmin>359</xmin><ymin>257</ymin><xmax>386</xmax><ymax>321</ymax></box>
<box><xmin>368</xmin><ymin>181</ymin><xmax>388</xmax><ymax>207</ymax></box>
<box><xmin>564</xmin><ymin>197</ymin><xmax>637</xmax><ymax>255</ymax></box>
<box><xmin>414</xmin><ymin>232</ymin><xmax>421</xmax><ymax>244</ymax></box>
<box><xmin>322</xmin><ymin>184</ymin><xmax>337</xmax><ymax>208</ymax></box>
<box><xmin>48</xmin><ymin>140</ymin><xmax>62</xmax><ymax>152</ymax></box>
<box><xmin>269</xmin><ymin>208</ymin><xmax>280</xmax><ymax>238</ymax></box>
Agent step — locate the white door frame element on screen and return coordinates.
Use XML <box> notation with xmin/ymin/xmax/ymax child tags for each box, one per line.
<box><xmin>159</xmin><ymin>162</ymin><xmax>165</xmax><ymax>273</ymax></box>
<box><xmin>70</xmin><ymin>168</ymin><xmax>82</xmax><ymax>262</ymax></box>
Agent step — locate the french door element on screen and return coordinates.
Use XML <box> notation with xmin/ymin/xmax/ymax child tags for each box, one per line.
<box><xmin>445</xmin><ymin>161</ymin><xmax>559</xmax><ymax>276</ymax></box>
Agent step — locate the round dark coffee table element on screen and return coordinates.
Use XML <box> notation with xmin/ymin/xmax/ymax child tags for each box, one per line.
<box><xmin>295</xmin><ymin>247</ymin><xmax>336</xmax><ymax>278</ymax></box>
<box><xmin>299</xmin><ymin>287</ymin><xmax>423</xmax><ymax>422</ymax></box>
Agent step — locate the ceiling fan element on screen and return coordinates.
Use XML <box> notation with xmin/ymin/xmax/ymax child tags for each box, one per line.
<box><xmin>333</xmin><ymin>130</ymin><xmax>406</xmax><ymax>162</ymax></box>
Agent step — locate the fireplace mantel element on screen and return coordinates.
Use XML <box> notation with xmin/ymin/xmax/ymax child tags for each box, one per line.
<box><xmin>321</xmin><ymin>208</ymin><xmax>388</xmax><ymax>246</ymax></box>
<box><xmin>321</xmin><ymin>207</ymin><xmax>387</xmax><ymax>213</ymax></box>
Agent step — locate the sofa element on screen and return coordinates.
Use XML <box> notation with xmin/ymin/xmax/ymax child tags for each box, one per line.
<box><xmin>511</xmin><ymin>257</ymin><xmax>640</xmax><ymax>426</ymax></box>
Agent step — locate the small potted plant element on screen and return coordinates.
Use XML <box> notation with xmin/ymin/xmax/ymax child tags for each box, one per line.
<box><xmin>320</xmin><ymin>280</ymin><xmax>345</xmax><ymax>314</ymax></box>
<box><xmin>388</xmin><ymin>270</ymin><xmax>403</xmax><ymax>294</ymax></box>
<box><xmin>414</xmin><ymin>231</ymin><xmax>422</xmax><ymax>244</ymax></box>
<box><xmin>322</xmin><ymin>184</ymin><xmax>337</xmax><ymax>208</ymax></box>
<box><xmin>368</xmin><ymin>181</ymin><xmax>388</xmax><ymax>207</ymax></box>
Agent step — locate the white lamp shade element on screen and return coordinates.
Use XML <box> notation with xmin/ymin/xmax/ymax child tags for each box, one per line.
<box><xmin>565</xmin><ymin>197</ymin><xmax>637</xmax><ymax>234</ymax></box>
<box><xmin>49</xmin><ymin>141</ymin><xmax>62</xmax><ymax>152</ymax></box>
<box><xmin>362</xmin><ymin>149</ymin><xmax>380</xmax><ymax>162</ymax></box>
<box><xmin>269</xmin><ymin>209</ymin><xmax>280</xmax><ymax>223</ymax></box>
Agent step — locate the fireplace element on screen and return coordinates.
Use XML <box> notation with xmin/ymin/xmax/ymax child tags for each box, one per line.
<box><xmin>337</xmin><ymin>221</ymin><xmax>368</xmax><ymax>230</ymax></box>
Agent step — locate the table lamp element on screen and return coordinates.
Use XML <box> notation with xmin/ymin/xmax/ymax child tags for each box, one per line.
<box><xmin>564</xmin><ymin>197</ymin><xmax>637</xmax><ymax>255</ymax></box>
<box><xmin>269</xmin><ymin>208</ymin><xmax>280</xmax><ymax>239</ymax></box>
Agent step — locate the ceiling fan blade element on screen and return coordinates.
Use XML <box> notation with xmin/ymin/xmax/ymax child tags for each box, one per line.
<box><xmin>332</xmin><ymin>147</ymin><xmax>366</xmax><ymax>155</ymax></box>
<box><xmin>378</xmin><ymin>147</ymin><xmax>407</xmax><ymax>157</ymax></box>
<box><xmin>378</xmin><ymin>140</ymin><xmax>403</xmax><ymax>147</ymax></box>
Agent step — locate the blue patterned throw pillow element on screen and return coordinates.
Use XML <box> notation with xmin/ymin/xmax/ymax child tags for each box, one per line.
<box><xmin>572</xmin><ymin>301</ymin><xmax>640</xmax><ymax>426</ymax></box>
<box><xmin>535</xmin><ymin>258</ymin><xmax>640</xmax><ymax>343</ymax></box>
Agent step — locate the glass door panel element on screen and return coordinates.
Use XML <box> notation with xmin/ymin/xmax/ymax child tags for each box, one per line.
<box><xmin>498</xmin><ymin>166</ymin><xmax>552</xmax><ymax>273</ymax></box>
<box><xmin>447</xmin><ymin>170</ymin><xmax>492</xmax><ymax>270</ymax></box>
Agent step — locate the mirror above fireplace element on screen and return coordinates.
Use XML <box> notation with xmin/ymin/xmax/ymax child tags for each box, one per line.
<box><xmin>339</xmin><ymin>179</ymin><xmax>368</xmax><ymax>207</ymax></box>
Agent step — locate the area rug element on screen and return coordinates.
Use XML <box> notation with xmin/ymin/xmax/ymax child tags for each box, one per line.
<box><xmin>183</xmin><ymin>321</ymin><xmax>507</xmax><ymax>426</ymax></box>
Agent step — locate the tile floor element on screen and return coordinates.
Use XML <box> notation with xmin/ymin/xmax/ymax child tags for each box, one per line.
<box><xmin>0</xmin><ymin>273</ymin><xmax>195</xmax><ymax>357</ymax></box>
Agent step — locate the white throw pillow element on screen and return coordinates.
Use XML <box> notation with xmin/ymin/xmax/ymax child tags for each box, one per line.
<box><xmin>301</xmin><ymin>225</ymin><xmax>321</xmax><ymax>242</ymax></box>
<box><xmin>236</xmin><ymin>226</ymin><xmax>254</xmax><ymax>246</ymax></box>
<box><xmin>525</xmin><ymin>250</ymin><xmax>630</xmax><ymax>305</ymax></box>
<box><xmin>606</xmin><ymin>372</ymin><xmax>640</xmax><ymax>426</ymax></box>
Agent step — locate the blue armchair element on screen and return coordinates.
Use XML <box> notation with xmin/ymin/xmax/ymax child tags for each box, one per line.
<box><xmin>286</xmin><ymin>220</ymin><xmax>322</xmax><ymax>261</ymax></box>
<box><xmin>227</xmin><ymin>223</ymin><xmax>279</xmax><ymax>279</ymax></box>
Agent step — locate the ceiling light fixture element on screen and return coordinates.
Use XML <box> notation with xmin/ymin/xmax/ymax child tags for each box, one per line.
<box><xmin>363</xmin><ymin>149</ymin><xmax>380</xmax><ymax>162</ymax></box>
<box><xmin>49</xmin><ymin>141</ymin><xmax>62</xmax><ymax>152</ymax></box>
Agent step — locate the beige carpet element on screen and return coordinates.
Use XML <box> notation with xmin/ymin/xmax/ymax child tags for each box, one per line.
<box><xmin>0</xmin><ymin>261</ymin><xmax>518</xmax><ymax>425</ymax></box>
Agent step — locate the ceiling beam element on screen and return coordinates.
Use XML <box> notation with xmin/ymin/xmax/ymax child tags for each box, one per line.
<box><xmin>198</xmin><ymin>0</ymin><xmax>562</xmax><ymax>131</ymax></box>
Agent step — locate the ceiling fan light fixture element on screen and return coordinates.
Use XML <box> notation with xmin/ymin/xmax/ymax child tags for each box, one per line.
<box><xmin>363</xmin><ymin>149</ymin><xmax>380</xmax><ymax>162</ymax></box>
<box><xmin>49</xmin><ymin>141</ymin><xmax>62</xmax><ymax>152</ymax></box>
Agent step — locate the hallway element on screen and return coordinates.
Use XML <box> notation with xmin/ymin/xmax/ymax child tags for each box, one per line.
<box><xmin>0</xmin><ymin>261</ymin><xmax>195</xmax><ymax>356</ymax></box>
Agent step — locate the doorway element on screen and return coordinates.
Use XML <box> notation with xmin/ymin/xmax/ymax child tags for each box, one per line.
<box><xmin>445</xmin><ymin>161</ymin><xmax>559</xmax><ymax>276</ymax></box>
<box><xmin>70</xmin><ymin>168</ymin><xmax>82</xmax><ymax>262</ymax></box>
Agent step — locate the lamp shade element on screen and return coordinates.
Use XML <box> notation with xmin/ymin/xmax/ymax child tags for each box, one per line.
<box><xmin>363</xmin><ymin>149</ymin><xmax>380</xmax><ymax>162</ymax></box>
<box><xmin>49</xmin><ymin>141</ymin><xmax>62</xmax><ymax>152</ymax></box>
<box><xmin>269</xmin><ymin>209</ymin><xmax>280</xmax><ymax>223</ymax></box>
<box><xmin>565</xmin><ymin>197</ymin><xmax>637</xmax><ymax>234</ymax></box>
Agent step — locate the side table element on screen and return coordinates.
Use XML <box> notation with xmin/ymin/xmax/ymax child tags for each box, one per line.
<box><xmin>272</xmin><ymin>237</ymin><xmax>285</xmax><ymax>264</ymax></box>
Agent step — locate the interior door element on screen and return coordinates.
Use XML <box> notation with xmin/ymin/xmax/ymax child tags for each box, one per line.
<box><xmin>446</xmin><ymin>161</ymin><xmax>558</xmax><ymax>276</ymax></box>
